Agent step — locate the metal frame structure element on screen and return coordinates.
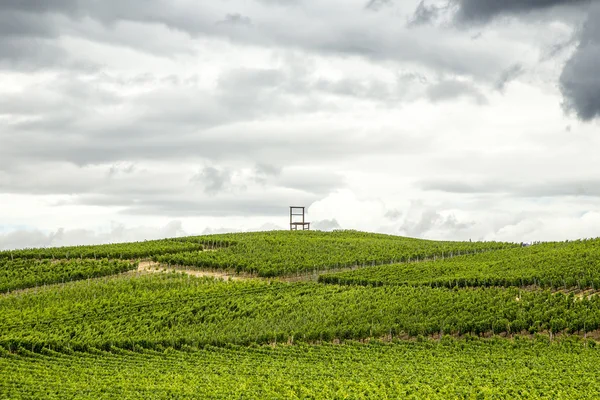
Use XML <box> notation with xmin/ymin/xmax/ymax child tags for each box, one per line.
<box><xmin>290</xmin><ymin>206</ymin><xmax>310</xmax><ymax>231</ymax></box>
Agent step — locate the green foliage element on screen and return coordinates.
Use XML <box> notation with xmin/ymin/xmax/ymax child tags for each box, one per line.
<box><xmin>0</xmin><ymin>259</ymin><xmax>136</xmax><ymax>293</ymax></box>
<box><xmin>2</xmin><ymin>274</ymin><xmax>600</xmax><ymax>351</ymax></box>
<box><xmin>157</xmin><ymin>230</ymin><xmax>514</xmax><ymax>276</ymax></box>
<box><xmin>319</xmin><ymin>239</ymin><xmax>600</xmax><ymax>289</ymax></box>
<box><xmin>2</xmin><ymin>230</ymin><xmax>599</xmax><ymax>398</ymax></box>
<box><xmin>1</xmin><ymin>340</ymin><xmax>600</xmax><ymax>399</ymax></box>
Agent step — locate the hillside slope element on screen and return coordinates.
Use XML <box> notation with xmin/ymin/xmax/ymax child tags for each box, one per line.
<box><xmin>1</xmin><ymin>230</ymin><xmax>599</xmax><ymax>399</ymax></box>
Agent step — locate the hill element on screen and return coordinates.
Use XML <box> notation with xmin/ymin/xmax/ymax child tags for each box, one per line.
<box><xmin>1</xmin><ymin>230</ymin><xmax>600</xmax><ymax>398</ymax></box>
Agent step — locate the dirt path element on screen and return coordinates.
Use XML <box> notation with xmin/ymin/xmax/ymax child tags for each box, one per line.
<box><xmin>136</xmin><ymin>261</ymin><xmax>248</xmax><ymax>281</ymax></box>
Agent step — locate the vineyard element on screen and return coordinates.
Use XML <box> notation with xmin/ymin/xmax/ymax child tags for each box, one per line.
<box><xmin>156</xmin><ymin>230</ymin><xmax>514</xmax><ymax>276</ymax></box>
<box><xmin>0</xmin><ymin>259</ymin><xmax>136</xmax><ymax>293</ymax></box>
<box><xmin>319</xmin><ymin>238</ymin><xmax>600</xmax><ymax>289</ymax></box>
<box><xmin>2</xmin><ymin>339</ymin><xmax>599</xmax><ymax>399</ymax></box>
<box><xmin>3</xmin><ymin>273</ymin><xmax>600</xmax><ymax>352</ymax></box>
<box><xmin>2</xmin><ymin>230</ymin><xmax>600</xmax><ymax>398</ymax></box>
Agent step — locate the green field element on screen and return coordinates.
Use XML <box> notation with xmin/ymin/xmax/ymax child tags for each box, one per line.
<box><xmin>2</xmin><ymin>230</ymin><xmax>600</xmax><ymax>399</ymax></box>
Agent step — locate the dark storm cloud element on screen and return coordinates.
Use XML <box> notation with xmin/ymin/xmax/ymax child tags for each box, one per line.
<box><xmin>454</xmin><ymin>0</ymin><xmax>590</xmax><ymax>23</ymax></box>
<box><xmin>560</xmin><ymin>4</ymin><xmax>600</xmax><ymax>120</ymax></box>
<box><xmin>446</xmin><ymin>0</ymin><xmax>599</xmax><ymax>120</ymax></box>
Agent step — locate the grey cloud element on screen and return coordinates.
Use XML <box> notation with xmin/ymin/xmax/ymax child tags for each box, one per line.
<box><xmin>496</xmin><ymin>63</ymin><xmax>523</xmax><ymax>92</ymax></box>
<box><xmin>0</xmin><ymin>158</ymin><xmax>343</xmax><ymax>219</ymax></box>
<box><xmin>0</xmin><ymin>68</ymin><xmax>432</xmax><ymax>172</ymax></box>
<box><xmin>384</xmin><ymin>209</ymin><xmax>403</xmax><ymax>221</ymax></box>
<box><xmin>217</xmin><ymin>13</ymin><xmax>252</xmax><ymax>26</ymax></box>
<box><xmin>108</xmin><ymin>162</ymin><xmax>136</xmax><ymax>177</ymax></box>
<box><xmin>399</xmin><ymin>206</ymin><xmax>474</xmax><ymax>237</ymax></box>
<box><xmin>454</xmin><ymin>0</ymin><xmax>590</xmax><ymax>23</ymax></box>
<box><xmin>313</xmin><ymin>77</ymin><xmax>396</xmax><ymax>101</ymax></box>
<box><xmin>0</xmin><ymin>37</ymin><xmax>69</xmax><ymax>70</ymax></box>
<box><xmin>192</xmin><ymin>167</ymin><xmax>233</xmax><ymax>195</ymax></box>
<box><xmin>0</xmin><ymin>10</ymin><xmax>99</xmax><ymax>71</ymax></box>
<box><xmin>426</xmin><ymin>79</ymin><xmax>488</xmax><ymax>104</ymax></box>
<box><xmin>420</xmin><ymin>180</ymin><xmax>491</xmax><ymax>194</ymax></box>
<box><xmin>365</xmin><ymin>0</ymin><xmax>392</xmax><ymax>11</ymax></box>
<box><xmin>0</xmin><ymin>10</ymin><xmax>59</xmax><ymax>37</ymax></box>
<box><xmin>446</xmin><ymin>0</ymin><xmax>597</xmax><ymax>120</ymax></box>
<box><xmin>0</xmin><ymin>162</ymin><xmax>182</xmax><ymax>197</ymax></box>
<box><xmin>408</xmin><ymin>1</ymin><xmax>442</xmax><ymax>26</ymax></box>
<box><xmin>218</xmin><ymin>68</ymin><xmax>286</xmax><ymax>92</ymax></box>
<box><xmin>253</xmin><ymin>164</ymin><xmax>282</xmax><ymax>185</ymax></box>
<box><xmin>541</xmin><ymin>35</ymin><xmax>578</xmax><ymax>61</ymax></box>
<box><xmin>1</xmin><ymin>121</ymin><xmax>425</xmax><ymax>174</ymax></box>
<box><xmin>255</xmin><ymin>164</ymin><xmax>282</xmax><ymax>177</ymax></box>
<box><xmin>0</xmin><ymin>0</ymin><xmax>82</xmax><ymax>15</ymax></box>
<box><xmin>560</xmin><ymin>4</ymin><xmax>600</xmax><ymax>120</ymax></box>
<box><xmin>441</xmin><ymin>214</ymin><xmax>474</xmax><ymax>231</ymax></box>
<box><xmin>77</xmin><ymin>193</ymin><xmax>312</xmax><ymax>218</ymax></box>
<box><xmin>399</xmin><ymin>209</ymin><xmax>440</xmax><ymax>237</ymax></box>
<box><xmin>398</xmin><ymin>71</ymin><xmax>429</xmax><ymax>84</ymax></box>
<box><xmin>419</xmin><ymin>178</ymin><xmax>600</xmax><ymax>197</ymax></box>
<box><xmin>0</xmin><ymin>0</ymin><xmax>515</xmax><ymax>82</ymax></box>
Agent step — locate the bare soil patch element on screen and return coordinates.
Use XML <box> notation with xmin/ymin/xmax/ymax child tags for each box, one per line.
<box><xmin>136</xmin><ymin>261</ymin><xmax>248</xmax><ymax>281</ymax></box>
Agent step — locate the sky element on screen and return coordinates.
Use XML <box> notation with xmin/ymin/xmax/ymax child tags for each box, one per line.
<box><xmin>1</xmin><ymin>0</ymin><xmax>600</xmax><ymax>249</ymax></box>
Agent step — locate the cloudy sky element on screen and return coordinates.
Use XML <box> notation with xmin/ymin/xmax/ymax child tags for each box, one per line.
<box><xmin>1</xmin><ymin>0</ymin><xmax>600</xmax><ymax>249</ymax></box>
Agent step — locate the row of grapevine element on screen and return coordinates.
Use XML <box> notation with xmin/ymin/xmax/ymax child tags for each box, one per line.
<box><xmin>1</xmin><ymin>338</ymin><xmax>600</xmax><ymax>399</ymax></box>
<box><xmin>0</xmin><ymin>259</ymin><xmax>136</xmax><ymax>293</ymax></box>
<box><xmin>3</xmin><ymin>273</ymin><xmax>600</xmax><ymax>351</ymax></box>
<box><xmin>319</xmin><ymin>238</ymin><xmax>600</xmax><ymax>290</ymax></box>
